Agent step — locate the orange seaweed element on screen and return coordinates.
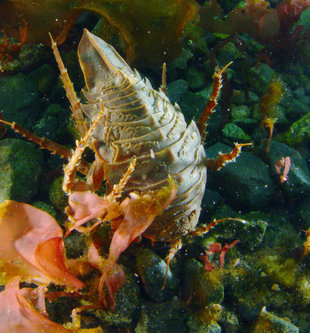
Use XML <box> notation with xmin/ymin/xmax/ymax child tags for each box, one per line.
<box><xmin>0</xmin><ymin>0</ymin><xmax>197</xmax><ymax>65</ymax></box>
<box><xmin>258</xmin><ymin>77</ymin><xmax>285</xmax><ymax>118</ymax></box>
<box><xmin>258</xmin><ymin>77</ymin><xmax>284</xmax><ymax>150</ymax></box>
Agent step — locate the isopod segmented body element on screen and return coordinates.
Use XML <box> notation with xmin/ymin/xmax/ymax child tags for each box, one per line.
<box><xmin>0</xmin><ymin>29</ymin><xmax>248</xmax><ymax>294</ymax></box>
<box><xmin>73</xmin><ymin>30</ymin><xmax>207</xmax><ymax>243</ymax></box>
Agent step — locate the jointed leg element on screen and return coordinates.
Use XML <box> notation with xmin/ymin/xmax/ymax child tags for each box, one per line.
<box><xmin>197</xmin><ymin>62</ymin><xmax>233</xmax><ymax>142</ymax></box>
<box><xmin>49</xmin><ymin>33</ymin><xmax>87</xmax><ymax>136</ymax></box>
<box><xmin>63</xmin><ymin>100</ymin><xmax>106</xmax><ymax>193</ymax></box>
<box><xmin>162</xmin><ymin>238</ymin><xmax>182</xmax><ymax>290</ymax></box>
<box><xmin>161</xmin><ymin>217</ymin><xmax>247</xmax><ymax>289</ymax></box>
<box><xmin>85</xmin><ymin>155</ymin><xmax>105</xmax><ymax>192</ymax></box>
<box><xmin>0</xmin><ymin>118</ymin><xmax>70</xmax><ymax>158</ymax></box>
<box><xmin>205</xmin><ymin>142</ymin><xmax>252</xmax><ymax>171</ymax></box>
<box><xmin>0</xmin><ymin>117</ymin><xmax>90</xmax><ymax>175</ymax></box>
<box><xmin>106</xmin><ymin>157</ymin><xmax>136</xmax><ymax>202</ymax></box>
<box><xmin>160</xmin><ymin>62</ymin><xmax>167</xmax><ymax>95</ymax></box>
<box><xmin>188</xmin><ymin>217</ymin><xmax>247</xmax><ymax>236</ymax></box>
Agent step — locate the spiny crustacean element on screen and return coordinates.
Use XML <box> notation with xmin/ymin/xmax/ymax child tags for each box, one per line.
<box><xmin>73</xmin><ymin>29</ymin><xmax>208</xmax><ymax>243</ymax></box>
<box><xmin>0</xmin><ymin>29</ymin><xmax>249</xmax><ymax>287</ymax></box>
<box><xmin>55</xmin><ymin>29</ymin><xmax>250</xmax><ymax>266</ymax></box>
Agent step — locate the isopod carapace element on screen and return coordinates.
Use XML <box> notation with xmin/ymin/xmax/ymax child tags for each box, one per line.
<box><xmin>75</xmin><ymin>30</ymin><xmax>208</xmax><ymax>243</ymax></box>
<box><xmin>0</xmin><ymin>29</ymin><xmax>248</xmax><ymax>276</ymax></box>
<box><xmin>50</xmin><ymin>29</ymin><xmax>250</xmax><ymax>255</ymax></box>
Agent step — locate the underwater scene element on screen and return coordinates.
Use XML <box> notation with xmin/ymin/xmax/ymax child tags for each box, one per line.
<box><xmin>0</xmin><ymin>0</ymin><xmax>310</xmax><ymax>332</ymax></box>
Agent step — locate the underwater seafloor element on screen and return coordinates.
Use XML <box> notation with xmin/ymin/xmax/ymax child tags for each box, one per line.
<box><xmin>0</xmin><ymin>1</ymin><xmax>310</xmax><ymax>332</ymax></box>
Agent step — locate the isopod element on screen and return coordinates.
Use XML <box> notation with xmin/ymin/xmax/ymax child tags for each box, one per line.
<box><xmin>1</xmin><ymin>29</ymin><xmax>249</xmax><ymax>284</ymax></box>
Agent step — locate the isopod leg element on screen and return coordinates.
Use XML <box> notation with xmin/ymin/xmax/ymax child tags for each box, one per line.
<box><xmin>188</xmin><ymin>217</ymin><xmax>246</xmax><ymax>237</ymax></box>
<box><xmin>0</xmin><ymin>118</ymin><xmax>70</xmax><ymax>158</ymax></box>
<box><xmin>85</xmin><ymin>154</ymin><xmax>136</xmax><ymax>194</ymax></box>
<box><xmin>162</xmin><ymin>238</ymin><xmax>182</xmax><ymax>290</ymax></box>
<box><xmin>49</xmin><ymin>33</ymin><xmax>87</xmax><ymax>136</ymax></box>
<box><xmin>85</xmin><ymin>155</ymin><xmax>105</xmax><ymax>192</ymax></box>
<box><xmin>106</xmin><ymin>158</ymin><xmax>136</xmax><ymax>202</ymax></box>
<box><xmin>71</xmin><ymin>305</ymin><xmax>102</xmax><ymax>330</ymax></box>
<box><xmin>0</xmin><ymin>117</ymin><xmax>90</xmax><ymax>175</ymax></box>
<box><xmin>63</xmin><ymin>100</ymin><xmax>106</xmax><ymax>193</ymax></box>
<box><xmin>205</xmin><ymin>142</ymin><xmax>252</xmax><ymax>171</ymax></box>
<box><xmin>197</xmin><ymin>62</ymin><xmax>232</xmax><ymax>143</ymax></box>
<box><xmin>160</xmin><ymin>62</ymin><xmax>167</xmax><ymax>95</ymax></box>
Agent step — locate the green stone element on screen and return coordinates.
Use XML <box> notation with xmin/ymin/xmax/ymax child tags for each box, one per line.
<box><xmin>283</xmin><ymin>112</ymin><xmax>310</xmax><ymax>146</ymax></box>
<box><xmin>222</xmin><ymin>123</ymin><xmax>251</xmax><ymax>142</ymax></box>
<box><xmin>0</xmin><ymin>138</ymin><xmax>43</xmax><ymax>203</ymax></box>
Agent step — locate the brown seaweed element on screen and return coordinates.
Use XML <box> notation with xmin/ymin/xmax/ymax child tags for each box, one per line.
<box><xmin>0</xmin><ymin>0</ymin><xmax>197</xmax><ymax>65</ymax></box>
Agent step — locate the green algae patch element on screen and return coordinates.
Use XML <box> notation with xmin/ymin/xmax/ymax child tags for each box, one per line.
<box><xmin>222</xmin><ymin>123</ymin><xmax>251</xmax><ymax>142</ymax></box>
<box><xmin>253</xmin><ymin>308</ymin><xmax>299</xmax><ymax>333</ymax></box>
<box><xmin>281</xmin><ymin>112</ymin><xmax>310</xmax><ymax>146</ymax></box>
<box><xmin>95</xmin><ymin>271</ymin><xmax>140</xmax><ymax>328</ymax></box>
<box><xmin>32</xmin><ymin>201</ymin><xmax>58</xmax><ymax>220</ymax></box>
<box><xmin>260</xmin><ymin>256</ymin><xmax>297</xmax><ymax>288</ymax></box>
<box><xmin>183</xmin><ymin>258</ymin><xmax>224</xmax><ymax>308</ymax></box>
<box><xmin>49</xmin><ymin>176</ymin><xmax>68</xmax><ymax>211</ymax></box>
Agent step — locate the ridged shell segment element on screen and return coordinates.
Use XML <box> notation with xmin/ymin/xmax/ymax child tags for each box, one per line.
<box><xmin>78</xmin><ymin>31</ymin><xmax>207</xmax><ymax>241</ymax></box>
